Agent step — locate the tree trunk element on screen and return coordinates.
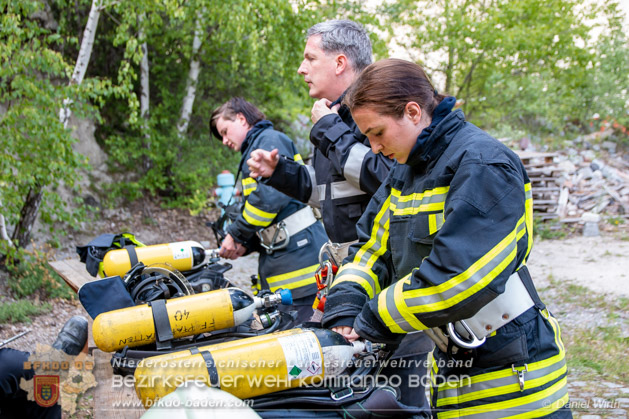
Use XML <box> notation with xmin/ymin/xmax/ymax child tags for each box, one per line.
<box><xmin>11</xmin><ymin>187</ymin><xmax>44</xmax><ymax>248</ymax></box>
<box><xmin>139</xmin><ymin>12</ymin><xmax>151</xmax><ymax>172</ymax></box>
<box><xmin>176</xmin><ymin>11</ymin><xmax>204</xmax><ymax>137</ymax></box>
<box><xmin>59</xmin><ymin>0</ymin><xmax>102</xmax><ymax>128</ymax></box>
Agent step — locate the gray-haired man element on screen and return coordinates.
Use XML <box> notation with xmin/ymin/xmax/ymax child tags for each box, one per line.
<box><xmin>248</xmin><ymin>20</ymin><xmax>391</xmax><ymax>258</ymax></box>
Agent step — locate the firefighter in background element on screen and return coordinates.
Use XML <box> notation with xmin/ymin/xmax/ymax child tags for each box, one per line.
<box><xmin>211</xmin><ymin>97</ymin><xmax>328</xmax><ymax>323</ymax></box>
<box><xmin>325</xmin><ymin>58</ymin><xmax>571</xmax><ymax>417</ymax></box>
<box><xmin>247</xmin><ymin>20</ymin><xmax>432</xmax><ymax>413</ymax></box>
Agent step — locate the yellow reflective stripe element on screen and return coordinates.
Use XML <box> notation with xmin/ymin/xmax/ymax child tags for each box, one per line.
<box><xmin>436</xmin><ymin>355</ymin><xmax>567</xmax><ymax>407</ymax></box>
<box><xmin>429</xmin><ymin>212</ymin><xmax>444</xmax><ymax>235</ymax></box>
<box><xmin>353</xmin><ymin>195</ymin><xmax>390</xmax><ymax>270</ymax></box>
<box><xmin>390</xmin><ymin>186</ymin><xmax>449</xmax><ymax>216</ymax></box>
<box><xmin>543</xmin><ymin>309</ymin><xmax>566</xmax><ymax>353</ymax></box>
<box><xmin>242</xmin><ymin>200</ymin><xmax>276</xmax><ymax>227</ymax></box>
<box><xmin>331</xmin><ymin>263</ymin><xmax>380</xmax><ymax>298</ymax></box>
<box><xmin>524</xmin><ymin>183</ymin><xmax>533</xmax><ymax>259</ymax></box>
<box><xmin>438</xmin><ymin>351</ymin><xmax>565</xmax><ymax>392</ymax></box>
<box><xmin>242</xmin><ymin>177</ymin><xmax>258</xmax><ymax>197</ymax></box>
<box><xmin>379</xmin><ymin>273</ymin><xmax>428</xmax><ymax>333</ymax></box>
<box><xmin>403</xmin><ymin>217</ymin><xmax>524</xmax><ymax>313</ymax></box>
<box><xmin>294</xmin><ymin>153</ymin><xmax>304</xmax><ymax>165</ymax></box>
<box><xmin>436</xmin><ymin>376</ymin><xmax>569</xmax><ymax>419</ymax></box>
<box><xmin>266</xmin><ymin>263</ymin><xmax>318</xmax><ymax>291</ymax></box>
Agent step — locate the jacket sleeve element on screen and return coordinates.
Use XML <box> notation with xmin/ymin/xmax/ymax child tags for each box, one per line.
<box><xmin>353</xmin><ymin>160</ymin><xmax>532</xmax><ymax>342</ymax></box>
<box><xmin>227</xmin><ymin>134</ymin><xmax>295</xmax><ymax>244</ymax></box>
<box><xmin>262</xmin><ymin>157</ymin><xmax>320</xmax><ymax>209</ymax></box>
<box><xmin>321</xmin><ymin>178</ymin><xmax>395</xmax><ymax>333</ymax></box>
<box><xmin>310</xmin><ymin>114</ymin><xmax>393</xmax><ymax>195</ymax></box>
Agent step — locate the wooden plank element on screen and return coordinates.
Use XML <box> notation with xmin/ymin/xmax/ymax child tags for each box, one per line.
<box><xmin>93</xmin><ymin>349</ymin><xmax>145</xmax><ymax>418</ymax></box>
<box><xmin>49</xmin><ymin>259</ymin><xmax>94</xmax><ymax>292</ymax></box>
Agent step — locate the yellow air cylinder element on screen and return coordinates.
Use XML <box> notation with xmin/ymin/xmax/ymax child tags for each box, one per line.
<box><xmin>102</xmin><ymin>240</ymin><xmax>205</xmax><ymax>277</ymax></box>
<box><xmin>93</xmin><ymin>287</ymin><xmax>291</xmax><ymax>352</ymax></box>
<box><xmin>134</xmin><ymin>328</ymin><xmax>362</xmax><ymax>407</ymax></box>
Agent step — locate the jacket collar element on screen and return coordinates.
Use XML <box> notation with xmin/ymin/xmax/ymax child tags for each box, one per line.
<box><xmin>241</xmin><ymin>120</ymin><xmax>273</xmax><ymax>156</ymax></box>
<box><xmin>405</xmin><ymin>97</ymin><xmax>461</xmax><ymax>169</ymax></box>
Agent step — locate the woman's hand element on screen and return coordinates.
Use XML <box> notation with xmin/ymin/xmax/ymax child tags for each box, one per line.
<box><xmin>311</xmin><ymin>99</ymin><xmax>340</xmax><ymax>124</ymax></box>
<box><xmin>248</xmin><ymin>149</ymin><xmax>279</xmax><ymax>178</ymax></box>
<box><xmin>331</xmin><ymin>326</ymin><xmax>361</xmax><ymax>342</ymax></box>
<box><xmin>218</xmin><ymin>234</ymin><xmax>246</xmax><ymax>260</ymax></box>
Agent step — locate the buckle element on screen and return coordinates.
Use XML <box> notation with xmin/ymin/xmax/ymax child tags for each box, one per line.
<box><xmin>257</xmin><ymin>222</ymin><xmax>290</xmax><ymax>254</ymax></box>
<box><xmin>330</xmin><ymin>386</ymin><xmax>353</xmax><ymax>401</ymax></box>
<box><xmin>447</xmin><ymin>320</ymin><xmax>486</xmax><ymax>349</ymax></box>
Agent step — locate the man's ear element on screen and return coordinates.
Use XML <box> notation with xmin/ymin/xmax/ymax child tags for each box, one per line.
<box><xmin>335</xmin><ymin>54</ymin><xmax>349</xmax><ymax>76</ymax></box>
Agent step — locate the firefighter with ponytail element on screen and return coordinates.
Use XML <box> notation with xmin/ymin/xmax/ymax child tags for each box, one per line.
<box><xmin>210</xmin><ymin>97</ymin><xmax>328</xmax><ymax>323</ymax></box>
<box><xmin>323</xmin><ymin>58</ymin><xmax>572</xmax><ymax>417</ymax></box>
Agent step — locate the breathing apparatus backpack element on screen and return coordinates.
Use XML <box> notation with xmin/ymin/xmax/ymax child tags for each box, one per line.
<box><xmin>76</xmin><ymin>232</ymin><xmax>145</xmax><ymax>277</ymax></box>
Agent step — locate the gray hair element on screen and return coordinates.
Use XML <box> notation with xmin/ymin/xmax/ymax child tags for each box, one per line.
<box><xmin>307</xmin><ymin>20</ymin><xmax>373</xmax><ymax>72</ymax></box>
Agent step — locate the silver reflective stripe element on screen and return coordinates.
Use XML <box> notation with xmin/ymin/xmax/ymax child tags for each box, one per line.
<box><xmin>438</xmin><ymin>379</ymin><xmax>568</xmax><ymax>419</ymax></box>
<box><xmin>404</xmin><ymin>221</ymin><xmax>525</xmax><ymax>312</ymax></box>
<box><xmin>343</xmin><ymin>143</ymin><xmax>369</xmax><ymax>190</ymax></box>
<box><xmin>384</xmin><ymin>284</ymin><xmax>416</xmax><ymax>332</ymax></box>
<box><xmin>307</xmin><ymin>165</ymin><xmax>321</xmax><ymax>208</ymax></box>
<box><xmin>436</xmin><ymin>357</ymin><xmax>566</xmax><ymax>404</ymax></box>
<box><xmin>334</xmin><ymin>267</ymin><xmax>378</xmax><ymax>296</ymax></box>
<box><xmin>330</xmin><ymin>181</ymin><xmax>367</xmax><ymax>200</ymax></box>
<box><xmin>390</xmin><ymin>189</ymin><xmax>448</xmax><ymax>214</ymax></box>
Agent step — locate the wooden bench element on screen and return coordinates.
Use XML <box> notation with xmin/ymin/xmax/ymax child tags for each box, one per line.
<box><xmin>49</xmin><ymin>259</ymin><xmax>145</xmax><ymax>418</ymax></box>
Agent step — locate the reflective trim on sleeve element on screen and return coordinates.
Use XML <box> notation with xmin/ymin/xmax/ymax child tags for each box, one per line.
<box><xmin>242</xmin><ymin>200</ymin><xmax>277</xmax><ymax>227</ymax></box>
<box><xmin>266</xmin><ymin>263</ymin><xmax>318</xmax><ymax>291</ymax></box>
<box><xmin>378</xmin><ymin>273</ymin><xmax>428</xmax><ymax>333</ymax></box>
<box><xmin>294</xmin><ymin>153</ymin><xmax>304</xmax><ymax>165</ymax></box>
<box><xmin>390</xmin><ymin>186</ymin><xmax>449</xmax><ymax>215</ymax></box>
<box><xmin>307</xmin><ymin>165</ymin><xmax>321</xmax><ymax>209</ymax></box>
<box><xmin>242</xmin><ymin>177</ymin><xmax>257</xmax><ymax>197</ymax></box>
<box><xmin>330</xmin><ymin>181</ymin><xmax>367</xmax><ymax>200</ymax></box>
<box><xmin>402</xmin><ymin>216</ymin><xmax>526</xmax><ymax>314</ymax></box>
<box><xmin>353</xmin><ymin>195</ymin><xmax>391</xmax><ymax>270</ymax></box>
<box><xmin>331</xmin><ymin>263</ymin><xmax>381</xmax><ymax>298</ymax></box>
<box><xmin>343</xmin><ymin>143</ymin><xmax>369</xmax><ymax>190</ymax></box>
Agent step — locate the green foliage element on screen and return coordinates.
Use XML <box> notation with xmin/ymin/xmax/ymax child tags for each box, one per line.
<box><xmin>0</xmin><ymin>0</ymin><xmax>115</xmax><ymax>249</ymax></box>
<box><xmin>383</xmin><ymin>0</ymin><xmax>629</xmax><ymax>141</ymax></box>
<box><xmin>533</xmin><ymin>217</ymin><xmax>570</xmax><ymax>240</ymax></box>
<box><xmin>0</xmin><ymin>300</ymin><xmax>52</xmax><ymax>324</ymax></box>
<box><xmin>3</xmin><ymin>244</ymin><xmax>74</xmax><ymax>300</ymax></box>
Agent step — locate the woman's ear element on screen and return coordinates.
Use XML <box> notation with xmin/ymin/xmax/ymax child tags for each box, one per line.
<box><xmin>405</xmin><ymin>102</ymin><xmax>422</xmax><ymax>124</ymax></box>
<box><xmin>236</xmin><ymin>112</ymin><xmax>248</xmax><ymax>126</ymax></box>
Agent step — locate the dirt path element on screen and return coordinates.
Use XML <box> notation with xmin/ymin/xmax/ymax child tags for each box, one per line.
<box><xmin>528</xmin><ymin>235</ymin><xmax>629</xmax><ymax>297</ymax></box>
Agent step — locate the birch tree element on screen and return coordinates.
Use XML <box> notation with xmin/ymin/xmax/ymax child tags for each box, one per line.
<box><xmin>176</xmin><ymin>9</ymin><xmax>205</xmax><ymax>138</ymax></box>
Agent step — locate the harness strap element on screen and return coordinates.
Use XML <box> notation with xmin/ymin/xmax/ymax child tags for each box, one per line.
<box><xmin>199</xmin><ymin>350</ymin><xmax>220</xmax><ymax>387</ymax></box>
<box><xmin>125</xmin><ymin>245</ymin><xmax>139</xmax><ymax>268</ymax></box>
<box><xmin>148</xmin><ymin>300</ymin><xmax>173</xmax><ymax>350</ymax></box>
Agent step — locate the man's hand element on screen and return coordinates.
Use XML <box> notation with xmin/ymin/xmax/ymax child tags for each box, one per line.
<box><xmin>218</xmin><ymin>233</ymin><xmax>246</xmax><ymax>260</ymax></box>
<box><xmin>311</xmin><ymin>99</ymin><xmax>340</xmax><ymax>124</ymax></box>
<box><xmin>248</xmin><ymin>149</ymin><xmax>279</xmax><ymax>178</ymax></box>
<box><xmin>331</xmin><ymin>326</ymin><xmax>361</xmax><ymax>342</ymax></box>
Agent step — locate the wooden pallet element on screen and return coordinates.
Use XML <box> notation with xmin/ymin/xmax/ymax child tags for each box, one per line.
<box><xmin>515</xmin><ymin>151</ymin><xmax>561</xmax><ymax>219</ymax></box>
<box><xmin>48</xmin><ymin>259</ymin><xmax>145</xmax><ymax>418</ymax></box>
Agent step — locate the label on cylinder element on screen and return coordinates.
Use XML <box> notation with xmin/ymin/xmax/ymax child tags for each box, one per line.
<box><xmin>169</xmin><ymin>243</ymin><xmax>191</xmax><ymax>260</ymax></box>
<box><xmin>277</xmin><ymin>332</ymin><xmax>323</xmax><ymax>380</ymax></box>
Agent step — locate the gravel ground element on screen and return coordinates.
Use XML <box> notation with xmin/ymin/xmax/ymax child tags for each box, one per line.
<box><xmin>1</xmin><ymin>200</ymin><xmax>628</xmax><ymax>417</ymax></box>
